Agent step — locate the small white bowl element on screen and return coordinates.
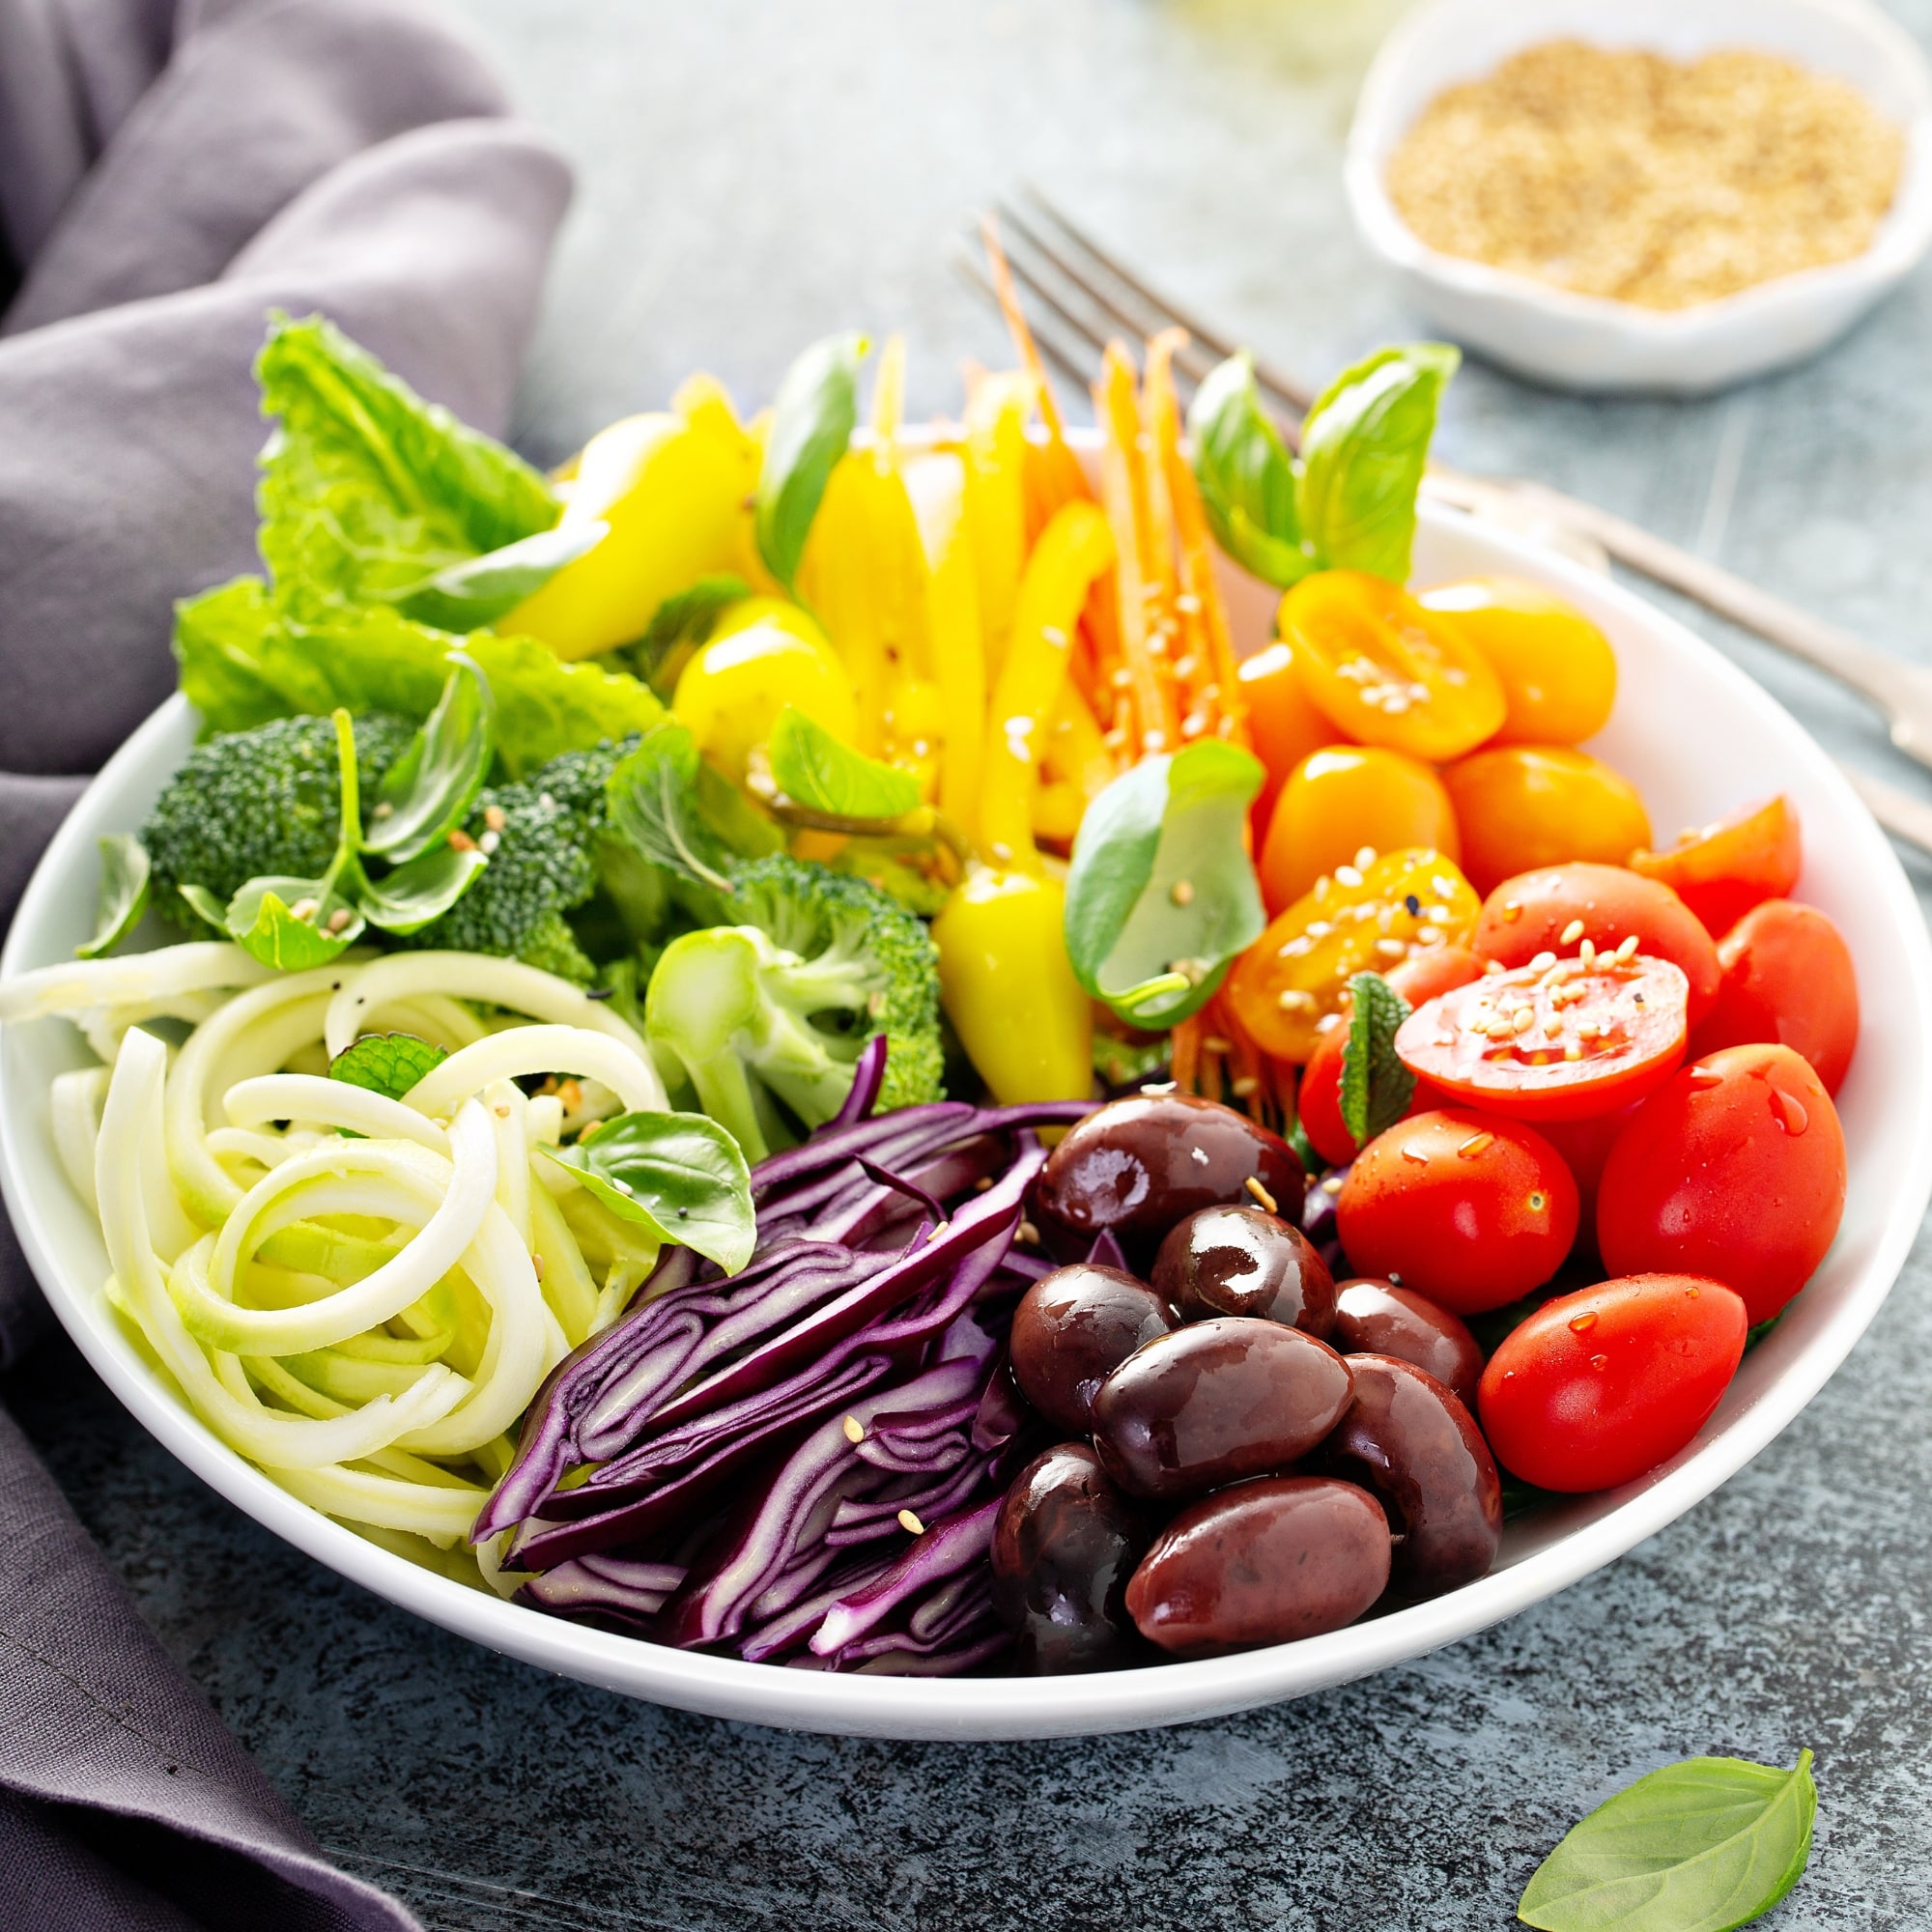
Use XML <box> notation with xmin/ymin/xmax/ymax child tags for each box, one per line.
<box><xmin>1346</xmin><ymin>0</ymin><xmax>1932</xmax><ymax>394</ymax></box>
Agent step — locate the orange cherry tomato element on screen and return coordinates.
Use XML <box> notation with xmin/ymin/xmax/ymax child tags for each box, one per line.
<box><xmin>1238</xmin><ymin>642</ymin><xmax>1339</xmax><ymax>842</ymax></box>
<box><xmin>1396</xmin><ymin>953</ymin><xmax>1689</xmax><ymax>1122</ymax></box>
<box><xmin>1225</xmin><ymin>848</ymin><xmax>1481</xmax><ymax>1064</ymax></box>
<box><xmin>1630</xmin><ymin>795</ymin><xmax>1802</xmax><ymax>937</ymax></box>
<box><xmin>1260</xmin><ymin>746</ymin><xmax>1461</xmax><ymax>915</ymax></box>
<box><xmin>1596</xmin><ymin>1043</ymin><xmax>1847</xmax><ymax>1325</ymax></box>
<box><xmin>1690</xmin><ymin>898</ymin><xmax>1860</xmax><ymax>1094</ymax></box>
<box><xmin>1280</xmin><ymin>571</ymin><xmax>1506</xmax><ymax>762</ymax></box>
<box><xmin>1417</xmin><ymin>577</ymin><xmax>1617</xmax><ymax>746</ymax></box>
<box><xmin>1472</xmin><ymin>863</ymin><xmax>1722</xmax><ymax>1026</ymax></box>
<box><xmin>1337</xmin><ymin>1108</ymin><xmax>1579</xmax><ymax>1314</ymax></box>
<box><xmin>1442</xmin><ymin>746</ymin><xmax>1651</xmax><ymax>895</ymax></box>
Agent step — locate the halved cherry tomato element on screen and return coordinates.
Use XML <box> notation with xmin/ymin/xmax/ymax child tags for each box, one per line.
<box><xmin>1477</xmin><ymin>1274</ymin><xmax>1747</xmax><ymax>1492</ymax></box>
<box><xmin>1690</xmin><ymin>898</ymin><xmax>1859</xmax><ymax>1094</ymax></box>
<box><xmin>1225</xmin><ymin>848</ymin><xmax>1481</xmax><ymax>1064</ymax></box>
<box><xmin>1395</xmin><ymin>953</ymin><xmax>1689</xmax><ymax>1122</ymax></box>
<box><xmin>1472</xmin><ymin>863</ymin><xmax>1721</xmax><ymax>1025</ymax></box>
<box><xmin>1260</xmin><ymin>746</ymin><xmax>1461</xmax><ymax>914</ymax></box>
<box><xmin>1280</xmin><ymin>571</ymin><xmax>1506</xmax><ymax>762</ymax></box>
<box><xmin>1238</xmin><ymin>641</ymin><xmax>1338</xmax><ymax>842</ymax></box>
<box><xmin>1337</xmin><ymin>1108</ymin><xmax>1578</xmax><ymax>1314</ymax></box>
<box><xmin>1596</xmin><ymin>1042</ymin><xmax>1847</xmax><ymax>1324</ymax></box>
<box><xmin>1631</xmin><ymin>796</ymin><xmax>1801</xmax><ymax>937</ymax></box>
<box><xmin>1441</xmin><ymin>747</ymin><xmax>1651</xmax><ymax>895</ymax></box>
<box><xmin>1418</xmin><ymin>577</ymin><xmax>1617</xmax><ymax>746</ymax></box>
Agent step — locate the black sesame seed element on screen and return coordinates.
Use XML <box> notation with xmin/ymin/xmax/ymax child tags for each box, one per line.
<box><xmin>1404</xmin><ymin>894</ymin><xmax>1421</xmax><ymax>916</ymax></box>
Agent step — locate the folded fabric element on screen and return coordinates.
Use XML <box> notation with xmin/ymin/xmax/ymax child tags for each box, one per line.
<box><xmin>0</xmin><ymin>0</ymin><xmax>574</xmax><ymax>1924</ymax></box>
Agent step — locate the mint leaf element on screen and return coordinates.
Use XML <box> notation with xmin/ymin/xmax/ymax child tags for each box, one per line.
<box><xmin>76</xmin><ymin>834</ymin><xmax>151</xmax><ymax>960</ymax></box>
<box><xmin>363</xmin><ymin>655</ymin><xmax>494</xmax><ymax>862</ymax></box>
<box><xmin>1519</xmin><ymin>1751</ymin><xmax>1816</xmax><ymax>1932</ymax></box>
<box><xmin>329</xmin><ymin>1032</ymin><xmax>449</xmax><ymax>1102</ymax></box>
<box><xmin>541</xmin><ymin>1110</ymin><xmax>755</xmax><ymax>1274</ymax></box>
<box><xmin>1339</xmin><ymin>971</ymin><xmax>1415</xmax><ymax>1149</ymax></box>
<box><xmin>392</xmin><ymin>520</ymin><xmax>609</xmax><ymax>633</ymax></box>
<box><xmin>1297</xmin><ymin>343</ymin><xmax>1459</xmax><ymax>584</ymax></box>
<box><xmin>605</xmin><ymin>724</ymin><xmax>737</xmax><ymax>896</ymax></box>
<box><xmin>1186</xmin><ymin>354</ymin><xmax>1314</xmax><ymax>589</ymax></box>
<box><xmin>768</xmin><ymin>706</ymin><xmax>920</xmax><ymax>821</ymax></box>
<box><xmin>755</xmin><ymin>333</ymin><xmax>867</xmax><ymax>590</ymax></box>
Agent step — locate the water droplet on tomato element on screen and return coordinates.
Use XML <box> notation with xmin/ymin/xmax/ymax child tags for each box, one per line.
<box><xmin>1771</xmin><ymin>1088</ymin><xmax>1808</xmax><ymax>1135</ymax></box>
<box><xmin>1569</xmin><ymin>1311</ymin><xmax>1599</xmax><ymax>1334</ymax></box>
<box><xmin>1589</xmin><ymin>1353</ymin><xmax>1610</xmax><ymax>1371</ymax></box>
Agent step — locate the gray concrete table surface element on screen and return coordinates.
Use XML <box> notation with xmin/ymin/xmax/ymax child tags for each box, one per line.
<box><xmin>12</xmin><ymin>1</ymin><xmax>1932</xmax><ymax>1925</ymax></box>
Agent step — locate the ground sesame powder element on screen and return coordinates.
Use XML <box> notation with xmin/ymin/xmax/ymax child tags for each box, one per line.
<box><xmin>1385</xmin><ymin>40</ymin><xmax>1905</xmax><ymax>309</ymax></box>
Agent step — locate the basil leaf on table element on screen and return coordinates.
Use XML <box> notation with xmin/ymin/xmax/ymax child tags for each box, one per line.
<box><xmin>329</xmin><ymin>1032</ymin><xmax>449</xmax><ymax>1102</ymax></box>
<box><xmin>363</xmin><ymin>656</ymin><xmax>495</xmax><ymax>862</ymax></box>
<box><xmin>256</xmin><ymin>313</ymin><xmax>560</xmax><ymax>621</ymax></box>
<box><xmin>605</xmin><ymin>724</ymin><xmax>738</xmax><ymax>896</ymax></box>
<box><xmin>1064</xmin><ymin>741</ymin><xmax>1266</xmax><ymax>1027</ymax></box>
<box><xmin>1339</xmin><ymin>971</ymin><xmax>1414</xmax><ymax>1148</ymax></box>
<box><xmin>754</xmin><ymin>332</ymin><xmax>867</xmax><ymax>591</ymax></box>
<box><xmin>1297</xmin><ymin>343</ymin><xmax>1460</xmax><ymax>584</ymax></box>
<box><xmin>541</xmin><ymin>1110</ymin><xmax>755</xmax><ymax>1274</ymax></box>
<box><xmin>222</xmin><ymin>877</ymin><xmax>363</xmax><ymax>970</ymax></box>
<box><xmin>768</xmin><ymin>706</ymin><xmax>921</xmax><ymax>820</ymax></box>
<box><xmin>75</xmin><ymin>834</ymin><xmax>151</xmax><ymax>960</ymax></box>
<box><xmin>1186</xmin><ymin>353</ymin><xmax>1315</xmax><ymax>589</ymax></box>
<box><xmin>355</xmin><ymin>843</ymin><xmax>490</xmax><ymax>935</ymax></box>
<box><xmin>1519</xmin><ymin>1751</ymin><xmax>1817</xmax><ymax>1932</ymax></box>
<box><xmin>392</xmin><ymin>521</ymin><xmax>609</xmax><ymax>633</ymax></box>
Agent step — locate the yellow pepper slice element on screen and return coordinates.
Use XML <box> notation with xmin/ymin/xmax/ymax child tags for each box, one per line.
<box><xmin>962</xmin><ymin>372</ymin><xmax>1034</xmax><ymax>685</ymax></box>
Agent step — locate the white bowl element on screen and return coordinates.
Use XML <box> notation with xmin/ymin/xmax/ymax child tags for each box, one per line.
<box><xmin>4</xmin><ymin>501</ymin><xmax>1930</xmax><ymax>1740</ymax></box>
<box><xmin>1346</xmin><ymin>0</ymin><xmax>1932</xmax><ymax>394</ymax></box>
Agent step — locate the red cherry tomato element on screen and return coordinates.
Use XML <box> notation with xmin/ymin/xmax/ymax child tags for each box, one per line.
<box><xmin>1472</xmin><ymin>863</ymin><xmax>1721</xmax><ymax>1025</ymax></box>
<box><xmin>1631</xmin><ymin>796</ymin><xmax>1802</xmax><ymax>937</ymax></box>
<box><xmin>1477</xmin><ymin>1274</ymin><xmax>1747</xmax><ymax>1492</ymax></box>
<box><xmin>1386</xmin><ymin>945</ymin><xmax>1488</xmax><ymax>1010</ymax></box>
<box><xmin>1394</xmin><ymin>954</ymin><xmax>1689</xmax><ymax>1122</ymax></box>
<box><xmin>1337</xmin><ymin>1108</ymin><xmax>1578</xmax><ymax>1315</ymax></box>
<box><xmin>1596</xmin><ymin>1042</ymin><xmax>1847</xmax><ymax>1325</ymax></box>
<box><xmin>1690</xmin><ymin>898</ymin><xmax>1860</xmax><ymax>1094</ymax></box>
<box><xmin>1535</xmin><ymin>1103</ymin><xmax>1639</xmax><ymax>1241</ymax></box>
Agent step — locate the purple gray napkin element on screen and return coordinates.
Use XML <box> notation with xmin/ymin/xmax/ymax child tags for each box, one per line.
<box><xmin>0</xmin><ymin>0</ymin><xmax>572</xmax><ymax>1922</ymax></box>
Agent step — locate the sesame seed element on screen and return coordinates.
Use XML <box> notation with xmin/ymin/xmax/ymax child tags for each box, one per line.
<box><xmin>1333</xmin><ymin>867</ymin><xmax>1363</xmax><ymax>890</ymax></box>
<box><xmin>843</xmin><ymin>1416</ymin><xmax>866</xmax><ymax>1444</ymax></box>
<box><xmin>1565</xmin><ymin>1045</ymin><xmax>1583</xmax><ymax>1061</ymax></box>
<box><xmin>1321</xmin><ymin>1175</ymin><xmax>1345</xmax><ymax>1196</ymax></box>
<box><xmin>897</xmin><ymin>1509</ymin><xmax>926</xmax><ymax>1536</ymax></box>
<box><xmin>1315</xmin><ymin>1012</ymin><xmax>1343</xmax><ymax>1033</ymax></box>
<box><xmin>478</xmin><ymin>830</ymin><xmax>501</xmax><ymax>855</ymax></box>
<box><xmin>1244</xmin><ymin>1176</ymin><xmax>1279</xmax><ymax>1213</ymax></box>
<box><xmin>531</xmin><ymin>1252</ymin><xmax>545</xmax><ymax>1278</ymax></box>
<box><xmin>325</xmin><ymin>906</ymin><xmax>353</xmax><ymax>934</ymax></box>
<box><xmin>1353</xmin><ymin>846</ymin><xmax>1378</xmax><ymax>870</ymax></box>
<box><xmin>484</xmin><ymin>804</ymin><xmax>507</xmax><ymax>833</ymax></box>
<box><xmin>1560</xmin><ymin>919</ymin><xmax>1585</xmax><ymax>946</ymax></box>
<box><xmin>1231</xmin><ymin>1075</ymin><xmax>1260</xmax><ymax>1098</ymax></box>
<box><xmin>1615</xmin><ymin>934</ymin><xmax>1640</xmax><ymax>962</ymax></box>
<box><xmin>1376</xmin><ymin>938</ymin><xmax>1406</xmax><ymax>959</ymax></box>
<box><xmin>1512</xmin><ymin>1008</ymin><xmax>1535</xmax><ymax>1033</ymax></box>
<box><xmin>1484</xmin><ymin>959</ymin><xmax>1507</xmax><ymax>976</ymax></box>
<box><xmin>1016</xmin><ymin>1220</ymin><xmax>1040</xmax><ymax>1245</ymax></box>
<box><xmin>494</xmin><ymin>1103</ymin><xmax>512</xmax><ymax>1119</ymax></box>
<box><xmin>448</xmin><ymin>828</ymin><xmax>478</xmax><ymax>852</ymax></box>
<box><xmin>1529</xmin><ymin>951</ymin><xmax>1556</xmax><ymax>972</ymax></box>
<box><xmin>1204</xmin><ymin>1036</ymin><xmax>1234</xmax><ymax>1055</ymax></box>
<box><xmin>1276</xmin><ymin>988</ymin><xmax>1317</xmax><ymax>1012</ymax></box>
<box><xmin>289</xmin><ymin>896</ymin><xmax>319</xmax><ymax>922</ymax></box>
<box><xmin>1433</xmin><ymin>876</ymin><xmax>1458</xmax><ymax>898</ymax></box>
<box><xmin>1170</xmin><ymin>878</ymin><xmax>1196</xmax><ymax>907</ymax></box>
<box><xmin>1578</xmin><ymin>938</ymin><xmax>1597</xmax><ymax>966</ymax></box>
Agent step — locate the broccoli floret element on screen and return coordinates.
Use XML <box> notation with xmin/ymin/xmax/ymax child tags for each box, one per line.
<box><xmin>403</xmin><ymin>738</ymin><xmax>639</xmax><ymax>983</ymax></box>
<box><xmin>144</xmin><ymin>712</ymin><xmax>415</xmax><ymax>931</ymax></box>
<box><xmin>644</xmin><ymin>854</ymin><xmax>943</xmax><ymax>1161</ymax></box>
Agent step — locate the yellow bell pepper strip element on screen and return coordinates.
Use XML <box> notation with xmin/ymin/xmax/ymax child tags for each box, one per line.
<box><xmin>504</xmin><ymin>381</ymin><xmax>759</xmax><ymax>661</ymax></box>
<box><xmin>1040</xmin><ymin>682</ymin><xmax>1118</xmax><ymax>818</ymax></box>
<box><xmin>962</xmin><ymin>370</ymin><xmax>1035</xmax><ymax>686</ymax></box>
<box><xmin>978</xmin><ymin>498</ymin><xmax>1116</xmax><ymax>872</ymax></box>
<box><xmin>903</xmin><ymin>450</ymin><xmax>986</xmax><ymax>836</ymax></box>
<box><xmin>1094</xmin><ymin>345</ymin><xmax>1175</xmax><ymax>757</ymax></box>
<box><xmin>932</xmin><ymin>868</ymin><xmax>1093</xmax><ymax>1104</ymax></box>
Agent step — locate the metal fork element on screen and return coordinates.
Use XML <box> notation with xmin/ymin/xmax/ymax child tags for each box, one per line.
<box><xmin>958</xmin><ymin>190</ymin><xmax>1932</xmax><ymax>857</ymax></box>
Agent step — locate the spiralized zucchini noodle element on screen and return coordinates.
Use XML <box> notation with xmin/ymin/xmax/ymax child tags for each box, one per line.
<box><xmin>0</xmin><ymin>945</ymin><xmax>672</xmax><ymax>1584</ymax></box>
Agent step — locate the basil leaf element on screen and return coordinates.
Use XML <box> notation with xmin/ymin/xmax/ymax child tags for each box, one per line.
<box><xmin>1338</xmin><ymin>971</ymin><xmax>1415</xmax><ymax>1149</ymax></box>
<box><xmin>363</xmin><ymin>656</ymin><xmax>495</xmax><ymax>862</ymax></box>
<box><xmin>1297</xmin><ymin>343</ymin><xmax>1459</xmax><ymax>584</ymax></box>
<box><xmin>624</xmin><ymin>573</ymin><xmax>751</xmax><ymax>696</ymax></box>
<box><xmin>1519</xmin><ymin>1751</ymin><xmax>1816</xmax><ymax>1932</ymax></box>
<box><xmin>606</xmin><ymin>724</ymin><xmax>737</xmax><ymax>897</ymax></box>
<box><xmin>541</xmin><ymin>1110</ymin><xmax>755</xmax><ymax>1274</ymax></box>
<box><xmin>393</xmin><ymin>521</ymin><xmax>609</xmax><ymax>633</ymax></box>
<box><xmin>256</xmin><ymin>314</ymin><xmax>559</xmax><ymax>622</ymax></box>
<box><xmin>76</xmin><ymin>834</ymin><xmax>151</xmax><ymax>960</ymax></box>
<box><xmin>329</xmin><ymin>1032</ymin><xmax>449</xmax><ymax>1102</ymax></box>
<box><xmin>768</xmin><ymin>706</ymin><xmax>920</xmax><ymax>821</ymax></box>
<box><xmin>225</xmin><ymin>877</ymin><xmax>362</xmax><ymax>970</ymax></box>
<box><xmin>1186</xmin><ymin>354</ymin><xmax>1315</xmax><ymax>589</ymax></box>
<box><xmin>754</xmin><ymin>333</ymin><xmax>867</xmax><ymax>591</ymax></box>
<box><xmin>355</xmin><ymin>843</ymin><xmax>489</xmax><ymax>934</ymax></box>
<box><xmin>177</xmin><ymin>883</ymin><xmax>230</xmax><ymax>932</ymax></box>
<box><xmin>1064</xmin><ymin>741</ymin><xmax>1266</xmax><ymax>1028</ymax></box>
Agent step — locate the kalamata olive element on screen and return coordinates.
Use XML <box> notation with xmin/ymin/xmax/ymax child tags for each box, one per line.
<box><xmin>1332</xmin><ymin>1278</ymin><xmax>1484</xmax><ymax>1411</ymax></box>
<box><xmin>1009</xmin><ymin>1264</ymin><xmax>1178</xmax><ymax>1435</ymax></box>
<box><xmin>1151</xmin><ymin>1206</ymin><xmax>1337</xmax><ymax>1339</ymax></box>
<box><xmin>1090</xmin><ymin>1316</ymin><xmax>1353</xmax><ymax>1499</ymax></box>
<box><xmin>1321</xmin><ymin>1353</ymin><xmax>1501</xmax><ymax>1599</ymax></box>
<box><xmin>991</xmin><ymin>1443</ymin><xmax>1151</xmax><ymax>1673</ymax></box>
<box><xmin>1033</xmin><ymin>1093</ymin><xmax>1307</xmax><ymax>1246</ymax></box>
<box><xmin>1125</xmin><ymin>1476</ymin><xmax>1390</xmax><ymax>1657</ymax></box>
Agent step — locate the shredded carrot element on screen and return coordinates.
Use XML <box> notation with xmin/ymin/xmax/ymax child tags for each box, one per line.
<box><xmin>981</xmin><ymin>216</ymin><xmax>1092</xmax><ymax>512</ymax></box>
<box><xmin>1094</xmin><ymin>344</ymin><xmax>1175</xmax><ymax>755</ymax></box>
<box><xmin>1170</xmin><ymin>1011</ymin><xmax>1203</xmax><ymax>1091</ymax></box>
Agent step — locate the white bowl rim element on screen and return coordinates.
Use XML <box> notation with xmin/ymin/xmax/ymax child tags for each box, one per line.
<box><xmin>1345</xmin><ymin>0</ymin><xmax>1932</xmax><ymax>336</ymax></box>
<box><xmin>4</xmin><ymin>498</ymin><xmax>1930</xmax><ymax>1741</ymax></box>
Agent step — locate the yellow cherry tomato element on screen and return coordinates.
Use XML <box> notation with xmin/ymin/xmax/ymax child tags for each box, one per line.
<box><xmin>1237</xmin><ymin>640</ymin><xmax>1340</xmax><ymax>841</ymax></box>
<box><xmin>1418</xmin><ymin>577</ymin><xmax>1618</xmax><ymax>746</ymax></box>
<box><xmin>1279</xmin><ymin>570</ymin><xmax>1506</xmax><ymax>762</ymax></box>
<box><xmin>707</xmin><ymin>596</ymin><xmax>827</xmax><ymax>649</ymax></box>
<box><xmin>671</xmin><ymin>619</ymin><xmax>859</xmax><ymax>785</ymax></box>
<box><xmin>1224</xmin><ymin>847</ymin><xmax>1481</xmax><ymax>1063</ymax></box>
<box><xmin>932</xmin><ymin>869</ymin><xmax>1093</xmax><ymax>1102</ymax></box>
<box><xmin>1259</xmin><ymin>746</ymin><xmax>1462</xmax><ymax>916</ymax></box>
<box><xmin>1441</xmin><ymin>746</ymin><xmax>1653</xmax><ymax>895</ymax></box>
